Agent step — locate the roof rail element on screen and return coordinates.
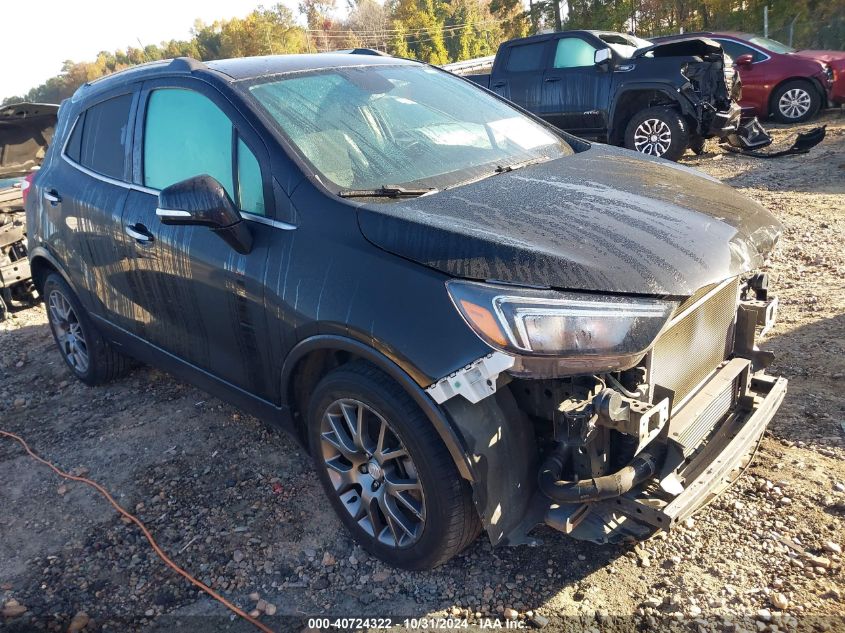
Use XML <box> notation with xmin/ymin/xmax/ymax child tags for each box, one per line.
<box><xmin>74</xmin><ymin>56</ymin><xmax>209</xmax><ymax>101</ymax></box>
<box><xmin>169</xmin><ymin>57</ymin><xmax>207</xmax><ymax>71</ymax></box>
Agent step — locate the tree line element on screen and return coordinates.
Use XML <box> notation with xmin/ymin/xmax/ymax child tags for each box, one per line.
<box><xmin>4</xmin><ymin>0</ymin><xmax>843</xmax><ymax>105</ymax></box>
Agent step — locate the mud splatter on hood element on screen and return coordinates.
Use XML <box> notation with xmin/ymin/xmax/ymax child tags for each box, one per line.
<box><xmin>355</xmin><ymin>143</ymin><xmax>781</xmax><ymax>297</ymax></box>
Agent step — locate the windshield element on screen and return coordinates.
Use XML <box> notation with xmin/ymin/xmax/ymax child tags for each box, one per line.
<box><xmin>247</xmin><ymin>64</ymin><xmax>573</xmax><ymax>193</ymax></box>
<box><xmin>748</xmin><ymin>36</ymin><xmax>795</xmax><ymax>54</ymax></box>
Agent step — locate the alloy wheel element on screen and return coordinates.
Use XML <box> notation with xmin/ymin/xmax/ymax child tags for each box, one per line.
<box><xmin>48</xmin><ymin>289</ymin><xmax>89</xmax><ymax>374</ymax></box>
<box><xmin>633</xmin><ymin>118</ymin><xmax>672</xmax><ymax>156</ymax></box>
<box><xmin>319</xmin><ymin>398</ymin><xmax>426</xmax><ymax>548</ymax></box>
<box><xmin>778</xmin><ymin>88</ymin><xmax>812</xmax><ymax>120</ymax></box>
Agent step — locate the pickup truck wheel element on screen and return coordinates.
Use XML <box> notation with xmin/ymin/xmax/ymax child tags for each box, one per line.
<box><xmin>307</xmin><ymin>361</ymin><xmax>481</xmax><ymax>570</ymax></box>
<box><xmin>771</xmin><ymin>80</ymin><xmax>820</xmax><ymax>123</ymax></box>
<box><xmin>43</xmin><ymin>273</ymin><xmax>129</xmax><ymax>386</ymax></box>
<box><xmin>625</xmin><ymin>106</ymin><xmax>689</xmax><ymax>161</ymax></box>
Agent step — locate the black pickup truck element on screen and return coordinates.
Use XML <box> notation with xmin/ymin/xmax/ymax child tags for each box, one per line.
<box><xmin>462</xmin><ymin>30</ymin><xmax>768</xmax><ymax>161</ymax></box>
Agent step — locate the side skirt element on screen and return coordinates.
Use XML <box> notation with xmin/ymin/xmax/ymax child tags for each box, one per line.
<box><xmin>92</xmin><ymin>315</ymin><xmax>296</xmax><ymax>437</ymax></box>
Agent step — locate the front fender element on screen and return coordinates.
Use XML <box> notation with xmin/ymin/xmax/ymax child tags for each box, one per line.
<box><xmin>611</xmin><ymin>83</ymin><xmax>696</xmax><ymax>131</ymax></box>
<box><xmin>280</xmin><ymin>334</ymin><xmax>476</xmax><ymax>481</ymax></box>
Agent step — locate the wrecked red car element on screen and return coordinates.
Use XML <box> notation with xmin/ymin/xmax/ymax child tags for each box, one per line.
<box><xmin>655</xmin><ymin>32</ymin><xmax>834</xmax><ymax>123</ymax></box>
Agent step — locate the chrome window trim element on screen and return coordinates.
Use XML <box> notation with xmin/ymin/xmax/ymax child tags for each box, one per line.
<box><xmin>61</xmin><ymin>153</ymin><xmax>160</xmax><ymax>195</ymax></box>
<box><xmin>241</xmin><ymin>213</ymin><xmax>296</xmax><ymax>231</ymax></box>
<box><xmin>712</xmin><ymin>38</ymin><xmax>772</xmax><ymax>63</ymax></box>
<box><xmin>60</xmin><ymin>115</ymin><xmax>295</xmax><ymax>231</ymax></box>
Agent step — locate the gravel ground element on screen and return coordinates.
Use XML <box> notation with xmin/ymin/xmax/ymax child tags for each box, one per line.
<box><xmin>1</xmin><ymin>112</ymin><xmax>844</xmax><ymax>633</ymax></box>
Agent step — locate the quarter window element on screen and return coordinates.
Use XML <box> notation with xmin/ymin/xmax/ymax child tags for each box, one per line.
<box><xmin>237</xmin><ymin>139</ymin><xmax>265</xmax><ymax>216</ymax></box>
<box><xmin>506</xmin><ymin>42</ymin><xmax>547</xmax><ymax>72</ymax></box>
<box><xmin>143</xmin><ymin>88</ymin><xmax>265</xmax><ymax>215</ymax></box>
<box><xmin>67</xmin><ymin>94</ymin><xmax>133</xmax><ymax>180</ymax></box>
<box><xmin>553</xmin><ymin>38</ymin><xmax>598</xmax><ymax>69</ymax></box>
<box><xmin>65</xmin><ymin>115</ymin><xmax>84</xmax><ymax>163</ymax></box>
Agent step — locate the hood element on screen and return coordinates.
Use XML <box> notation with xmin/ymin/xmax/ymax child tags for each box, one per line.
<box><xmin>0</xmin><ymin>102</ymin><xmax>59</xmax><ymax>179</ymax></box>
<box><xmin>633</xmin><ymin>37</ymin><xmax>724</xmax><ymax>59</ymax></box>
<box><xmin>794</xmin><ymin>50</ymin><xmax>845</xmax><ymax>65</ymax></box>
<box><xmin>356</xmin><ymin>143</ymin><xmax>781</xmax><ymax>297</ymax></box>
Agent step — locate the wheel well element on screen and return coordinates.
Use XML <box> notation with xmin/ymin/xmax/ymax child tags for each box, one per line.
<box><xmin>287</xmin><ymin>348</ymin><xmax>360</xmax><ymax>444</ymax></box>
<box><xmin>611</xmin><ymin>89</ymin><xmax>678</xmax><ymax>145</ymax></box>
<box><xmin>29</xmin><ymin>256</ymin><xmax>59</xmax><ymax>295</ymax></box>
<box><xmin>768</xmin><ymin>77</ymin><xmax>821</xmax><ymax>114</ymax></box>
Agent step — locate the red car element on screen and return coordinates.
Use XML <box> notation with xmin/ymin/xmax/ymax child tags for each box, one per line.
<box><xmin>656</xmin><ymin>32</ymin><xmax>834</xmax><ymax>123</ymax></box>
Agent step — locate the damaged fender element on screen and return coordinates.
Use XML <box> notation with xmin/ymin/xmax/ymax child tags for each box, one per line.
<box><xmin>442</xmin><ymin>389</ymin><xmax>539</xmax><ymax>546</ymax></box>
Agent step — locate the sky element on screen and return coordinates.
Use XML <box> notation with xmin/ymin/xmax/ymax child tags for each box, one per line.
<box><xmin>0</xmin><ymin>0</ymin><xmax>300</xmax><ymax>101</ymax></box>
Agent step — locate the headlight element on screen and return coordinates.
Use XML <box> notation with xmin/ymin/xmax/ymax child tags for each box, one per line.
<box><xmin>447</xmin><ymin>280</ymin><xmax>676</xmax><ymax>374</ymax></box>
<box><xmin>825</xmin><ymin>65</ymin><xmax>834</xmax><ymax>83</ymax></box>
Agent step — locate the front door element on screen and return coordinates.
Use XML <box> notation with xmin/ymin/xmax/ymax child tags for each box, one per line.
<box><xmin>120</xmin><ymin>79</ymin><xmax>278</xmax><ymax>400</ymax></box>
<box><xmin>713</xmin><ymin>38</ymin><xmax>770</xmax><ymax>116</ymax></box>
<box><xmin>541</xmin><ymin>35</ymin><xmax>611</xmax><ymax>134</ymax></box>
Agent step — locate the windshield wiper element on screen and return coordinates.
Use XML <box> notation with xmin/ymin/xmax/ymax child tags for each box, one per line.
<box><xmin>338</xmin><ymin>185</ymin><xmax>436</xmax><ymax>198</ymax></box>
<box><xmin>494</xmin><ymin>157</ymin><xmax>550</xmax><ymax>173</ymax></box>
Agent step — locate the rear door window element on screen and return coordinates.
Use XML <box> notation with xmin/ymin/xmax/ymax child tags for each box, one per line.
<box><xmin>506</xmin><ymin>42</ymin><xmax>547</xmax><ymax>72</ymax></box>
<box><xmin>70</xmin><ymin>94</ymin><xmax>133</xmax><ymax>179</ymax></box>
<box><xmin>143</xmin><ymin>88</ymin><xmax>265</xmax><ymax>215</ymax></box>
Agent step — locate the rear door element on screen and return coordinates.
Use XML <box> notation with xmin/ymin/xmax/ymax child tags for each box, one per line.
<box><xmin>491</xmin><ymin>39</ymin><xmax>550</xmax><ymax>115</ymax></box>
<box><xmin>541</xmin><ymin>34</ymin><xmax>611</xmax><ymax>134</ymax></box>
<box><xmin>120</xmin><ymin>78</ymin><xmax>278</xmax><ymax>400</ymax></box>
<box><xmin>42</xmin><ymin>90</ymin><xmax>139</xmax><ymax>326</ymax></box>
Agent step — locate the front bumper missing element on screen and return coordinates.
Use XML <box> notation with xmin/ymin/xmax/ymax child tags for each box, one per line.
<box><xmin>708</xmin><ymin>103</ymin><xmax>773</xmax><ymax>151</ymax></box>
<box><xmin>545</xmin><ymin>358</ymin><xmax>787</xmax><ymax>543</ymax></box>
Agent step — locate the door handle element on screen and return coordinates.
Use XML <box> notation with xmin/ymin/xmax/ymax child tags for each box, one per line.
<box><xmin>43</xmin><ymin>189</ymin><xmax>61</xmax><ymax>204</ymax></box>
<box><xmin>544</xmin><ymin>77</ymin><xmax>561</xmax><ymax>83</ymax></box>
<box><xmin>125</xmin><ymin>223</ymin><xmax>154</xmax><ymax>244</ymax></box>
<box><xmin>492</xmin><ymin>81</ymin><xmax>506</xmax><ymax>87</ymax></box>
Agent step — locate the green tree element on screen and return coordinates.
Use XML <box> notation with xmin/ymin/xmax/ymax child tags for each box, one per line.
<box><xmin>489</xmin><ymin>0</ymin><xmax>529</xmax><ymax>40</ymax></box>
<box><xmin>390</xmin><ymin>0</ymin><xmax>449</xmax><ymax>64</ymax></box>
<box><xmin>446</xmin><ymin>0</ymin><xmax>499</xmax><ymax>61</ymax></box>
<box><xmin>390</xmin><ymin>21</ymin><xmax>412</xmax><ymax>57</ymax></box>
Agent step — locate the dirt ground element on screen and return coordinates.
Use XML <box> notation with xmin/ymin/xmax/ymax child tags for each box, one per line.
<box><xmin>1</xmin><ymin>112</ymin><xmax>844</xmax><ymax>633</ymax></box>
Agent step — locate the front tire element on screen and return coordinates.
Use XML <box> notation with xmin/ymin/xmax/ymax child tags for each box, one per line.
<box><xmin>624</xmin><ymin>106</ymin><xmax>690</xmax><ymax>161</ymax></box>
<box><xmin>307</xmin><ymin>361</ymin><xmax>480</xmax><ymax>570</ymax></box>
<box><xmin>43</xmin><ymin>273</ymin><xmax>129</xmax><ymax>386</ymax></box>
<box><xmin>771</xmin><ymin>80</ymin><xmax>820</xmax><ymax>123</ymax></box>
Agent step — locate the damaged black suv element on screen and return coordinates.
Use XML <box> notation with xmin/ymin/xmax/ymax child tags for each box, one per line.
<box><xmin>27</xmin><ymin>53</ymin><xmax>786</xmax><ymax>570</ymax></box>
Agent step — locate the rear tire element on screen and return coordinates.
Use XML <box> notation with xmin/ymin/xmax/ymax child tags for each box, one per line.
<box><xmin>624</xmin><ymin>106</ymin><xmax>689</xmax><ymax>161</ymax></box>
<box><xmin>771</xmin><ymin>79</ymin><xmax>820</xmax><ymax>123</ymax></box>
<box><xmin>43</xmin><ymin>273</ymin><xmax>129</xmax><ymax>386</ymax></box>
<box><xmin>307</xmin><ymin>360</ymin><xmax>481</xmax><ymax>570</ymax></box>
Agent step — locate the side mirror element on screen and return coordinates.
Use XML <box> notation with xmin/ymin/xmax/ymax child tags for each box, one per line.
<box><xmin>594</xmin><ymin>48</ymin><xmax>612</xmax><ymax>65</ymax></box>
<box><xmin>734</xmin><ymin>53</ymin><xmax>754</xmax><ymax>67</ymax></box>
<box><xmin>156</xmin><ymin>174</ymin><xmax>253</xmax><ymax>254</ymax></box>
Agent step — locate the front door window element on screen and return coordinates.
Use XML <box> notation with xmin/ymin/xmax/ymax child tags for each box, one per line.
<box><xmin>143</xmin><ymin>88</ymin><xmax>265</xmax><ymax>215</ymax></box>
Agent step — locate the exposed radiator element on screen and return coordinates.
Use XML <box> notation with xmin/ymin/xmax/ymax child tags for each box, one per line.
<box><xmin>651</xmin><ymin>278</ymin><xmax>739</xmax><ymax>406</ymax></box>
